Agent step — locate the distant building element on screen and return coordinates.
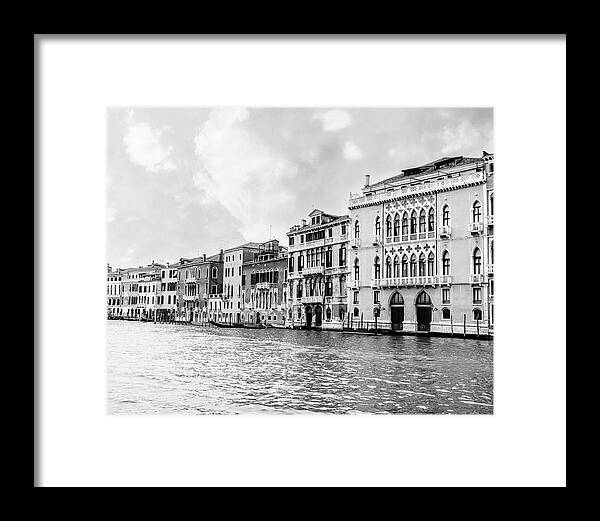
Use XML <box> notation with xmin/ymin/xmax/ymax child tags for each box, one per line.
<box><xmin>176</xmin><ymin>252</ymin><xmax>223</xmax><ymax>322</ymax></box>
<box><xmin>242</xmin><ymin>240</ymin><xmax>288</xmax><ymax>325</ymax></box>
<box><xmin>287</xmin><ymin>209</ymin><xmax>350</xmax><ymax>329</ymax></box>
<box><xmin>121</xmin><ymin>262</ymin><xmax>163</xmax><ymax>319</ymax></box>
<box><xmin>222</xmin><ymin>242</ymin><xmax>262</xmax><ymax>324</ymax></box>
<box><xmin>106</xmin><ymin>265</ymin><xmax>125</xmax><ymax>317</ymax></box>
<box><xmin>156</xmin><ymin>262</ymin><xmax>179</xmax><ymax>321</ymax></box>
<box><xmin>207</xmin><ymin>293</ymin><xmax>226</xmax><ymax>322</ymax></box>
<box><xmin>347</xmin><ymin>152</ymin><xmax>494</xmax><ymax>335</ymax></box>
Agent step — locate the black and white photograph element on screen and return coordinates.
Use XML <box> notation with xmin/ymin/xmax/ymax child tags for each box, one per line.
<box><xmin>106</xmin><ymin>107</ymin><xmax>495</xmax><ymax>415</ymax></box>
<box><xmin>35</xmin><ymin>35</ymin><xmax>566</xmax><ymax>487</ymax></box>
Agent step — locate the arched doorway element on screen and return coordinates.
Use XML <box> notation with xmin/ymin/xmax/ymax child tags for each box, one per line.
<box><xmin>314</xmin><ymin>305</ymin><xmax>322</xmax><ymax>327</ymax></box>
<box><xmin>416</xmin><ymin>291</ymin><xmax>432</xmax><ymax>332</ymax></box>
<box><xmin>305</xmin><ymin>305</ymin><xmax>313</xmax><ymax>328</ymax></box>
<box><xmin>390</xmin><ymin>292</ymin><xmax>404</xmax><ymax>331</ymax></box>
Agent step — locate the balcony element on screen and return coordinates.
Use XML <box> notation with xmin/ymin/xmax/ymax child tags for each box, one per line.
<box><xmin>256</xmin><ymin>282</ymin><xmax>272</xmax><ymax>290</ymax></box>
<box><xmin>303</xmin><ymin>266</ymin><xmax>325</xmax><ymax>276</ymax></box>
<box><xmin>487</xmin><ymin>264</ymin><xmax>494</xmax><ymax>276</ymax></box>
<box><xmin>378</xmin><ymin>275</ymin><xmax>451</xmax><ymax>288</ymax></box>
<box><xmin>470</xmin><ymin>274</ymin><xmax>485</xmax><ymax>284</ymax></box>
<box><xmin>350</xmin><ymin>237</ymin><xmax>361</xmax><ymax>248</ymax></box>
<box><xmin>372</xmin><ymin>235</ymin><xmax>382</xmax><ymax>246</ymax></box>
<box><xmin>487</xmin><ymin>215</ymin><xmax>494</xmax><ymax>226</ymax></box>
<box><xmin>183</xmin><ymin>295</ymin><xmax>197</xmax><ymax>301</ymax></box>
<box><xmin>288</xmin><ymin>271</ymin><xmax>302</xmax><ymax>280</ymax></box>
<box><xmin>349</xmin><ymin>279</ymin><xmax>360</xmax><ymax>289</ymax></box>
<box><xmin>468</xmin><ymin>222</ymin><xmax>484</xmax><ymax>235</ymax></box>
<box><xmin>438</xmin><ymin>275</ymin><xmax>452</xmax><ymax>285</ymax></box>
<box><xmin>324</xmin><ymin>295</ymin><xmax>347</xmax><ymax>305</ymax></box>
<box><xmin>324</xmin><ymin>265</ymin><xmax>349</xmax><ymax>276</ymax></box>
<box><xmin>371</xmin><ymin>278</ymin><xmax>381</xmax><ymax>288</ymax></box>
<box><xmin>301</xmin><ymin>295</ymin><xmax>324</xmax><ymax>304</ymax></box>
<box><xmin>185</xmin><ymin>277</ymin><xmax>197</xmax><ymax>284</ymax></box>
<box><xmin>439</xmin><ymin>225</ymin><xmax>451</xmax><ymax>238</ymax></box>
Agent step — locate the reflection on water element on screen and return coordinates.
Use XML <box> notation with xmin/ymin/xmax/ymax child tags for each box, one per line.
<box><xmin>107</xmin><ymin>321</ymin><xmax>493</xmax><ymax>414</ymax></box>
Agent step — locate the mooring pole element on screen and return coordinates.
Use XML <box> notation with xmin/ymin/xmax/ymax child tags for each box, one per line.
<box><xmin>463</xmin><ymin>314</ymin><xmax>466</xmax><ymax>338</ymax></box>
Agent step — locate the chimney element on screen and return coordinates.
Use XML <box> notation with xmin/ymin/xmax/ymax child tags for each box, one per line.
<box><xmin>364</xmin><ymin>174</ymin><xmax>371</xmax><ymax>187</ymax></box>
<box><xmin>219</xmin><ymin>249</ymin><xmax>224</xmax><ymax>261</ymax></box>
<box><xmin>301</xmin><ymin>219</ymin><xmax>307</xmax><ymax>227</ymax></box>
<box><xmin>203</xmin><ymin>253</ymin><xmax>206</xmax><ymax>262</ymax></box>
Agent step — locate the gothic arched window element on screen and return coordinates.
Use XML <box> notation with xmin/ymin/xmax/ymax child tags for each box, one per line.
<box><xmin>373</xmin><ymin>256</ymin><xmax>381</xmax><ymax>279</ymax></box>
<box><xmin>442</xmin><ymin>250</ymin><xmax>451</xmax><ymax>275</ymax></box>
<box><xmin>473</xmin><ymin>247</ymin><xmax>482</xmax><ymax>274</ymax></box>
<box><xmin>472</xmin><ymin>201</ymin><xmax>482</xmax><ymax>223</ymax></box>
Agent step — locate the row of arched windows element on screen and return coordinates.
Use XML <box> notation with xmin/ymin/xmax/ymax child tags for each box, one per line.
<box><xmin>352</xmin><ymin>247</ymin><xmax>484</xmax><ymax>279</ymax></box>
<box><xmin>358</xmin><ymin>200</ymin><xmax>489</xmax><ymax>240</ymax></box>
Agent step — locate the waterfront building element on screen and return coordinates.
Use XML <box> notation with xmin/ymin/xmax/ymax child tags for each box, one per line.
<box><xmin>241</xmin><ymin>239</ymin><xmax>288</xmax><ymax>326</ymax></box>
<box><xmin>121</xmin><ymin>262</ymin><xmax>163</xmax><ymax>319</ymax></box>
<box><xmin>207</xmin><ymin>293</ymin><xmax>225</xmax><ymax>322</ymax></box>
<box><xmin>347</xmin><ymin>152</ymin><xmax>494</xmax><ymax>336</ymax></box>
<box><xmin>222</xmin><ymin>242</ymin><xmax>262</xmax><ymax>324</ymax></box>
<box><xmin>106</xmin><ymin>265</ymin><xmax>125</xmax><ymax>317</ymax></box>
<box><xmin>156</xmin><ymin>262</ymin><xmax>179</xmax><ymax>321</ymax></box>
<box><xmin>176</xmin><ymin>252</ymin><xmax>223</xmax><ymax>322</ymax></box>
<box><xmin>286</xmin><ymin>209</ymin><xmax>350</xmax><ymax>329</ymax></box>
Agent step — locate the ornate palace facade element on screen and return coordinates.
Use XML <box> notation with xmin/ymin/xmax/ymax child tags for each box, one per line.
<box><xmin>347</xmin><ymin>152</ymin><xmax>494</xmax><ymax>335</ymax></box>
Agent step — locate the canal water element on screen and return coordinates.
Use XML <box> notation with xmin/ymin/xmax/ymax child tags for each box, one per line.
<box><xmin>107</xmin><ymin>321</ymin><xmax>493</xmax><ymax>414</ymax></box>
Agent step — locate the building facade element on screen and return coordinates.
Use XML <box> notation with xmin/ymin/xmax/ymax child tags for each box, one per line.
<box><xmin>176</xmin><ymin>253</ymin><xmax>224</xmax><ymax>322</ymax></box>
<box><xmin>121</xmin><ymin>262</ymin><xmax>163</xmax><ymax>319</ymax></box>
<box><xmin>222</xmin><ymin>242</ymin><xmax>262</xmax><ymax>324</ymax></box>
<box><xmin>156</xmin><ymin>262</ymin><xmax>179</xmax><ymax>321</ymax></box>
<box><xmin>242</xmin><ymin>240</ymin><xmax>288</xmax><ymax>326</ymax></box>
<box><xmin>287</xmin><ymin>209</ymin><xmax>350</xmax><ymax>330</ymax></box>
<box><xmin>347</xmin><ymin>152</ymin><xmax>494</xmax><ymax>335</ymax></box>
<box><xmin>107</xmin><ymin>265</ymin><xmax>125</xmax><ymax>318</ymax></box>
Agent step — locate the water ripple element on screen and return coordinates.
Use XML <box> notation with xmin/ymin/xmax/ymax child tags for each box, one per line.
<box><xmin>107</xmin><ymin>321</ymin><xmax>493</xmax><ymax>414</ymax></box>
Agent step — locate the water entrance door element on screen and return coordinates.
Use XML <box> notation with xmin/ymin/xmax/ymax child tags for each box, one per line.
<box><xmin>305</xmin><ymin>306</ymin><xmax>313</xmax><ymax>329</ymax></box>
<box><xmin>416</xmin><ymin>306</ymin><xmax>432</xmax><ymax>331</ymax></box>
<box><xmin>315</xmin><ymin>305</ymin><xmax>322</xmax><ymax>327</ymax></box>
<box><xmin>391</xmin><ymin>306</ymin><xmax>404</xmax><ymax>330</ymax></box>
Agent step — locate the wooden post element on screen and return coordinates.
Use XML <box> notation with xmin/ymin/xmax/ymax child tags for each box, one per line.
<box><xmin>463</xmin><ymin>314</ymin><xmax>466</xmax><ymax>338</ymax></box>
<box><xmin>450</xmin><ymin>315</ymin><xmax>453</xmax><ymax>336</ymax></box>
<box><xmin>360</xmin><ymin>313</ymin><xmax>363</xmax><ymax>330</ymax></box>
<box><xmin>374</xmin><ymin>314</ymin><xmax>378</xmax><ymax>334</ymax></box>
<box><xmin>476</xmin><ymin>318</ymin><xmax>480</xmax><ymax>339</ymax></box>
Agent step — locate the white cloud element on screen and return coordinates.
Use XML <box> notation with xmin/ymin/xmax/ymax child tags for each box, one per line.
<box><xmin>343</xmin><ymin>141</ymin><xmax>363</xmax><ymax>160</ymax></box>
<box><xmin>316</xmin><ymin>109</ymin><xmax>351</xmax><ymax>131</ymax></box>
<box><xmin>123</xmin><ymin>121</ymin><xmax>176</xmax><ymax>172</ymax></box>
<box><xmin>440</xmin><ymin>121</ymin><xmax>482</xmax><ymax>155</ymax></box>
<box><xmin>193</xmin><ymin>107</ymin><xmax>298</xmax><ymax>240</ymax></box>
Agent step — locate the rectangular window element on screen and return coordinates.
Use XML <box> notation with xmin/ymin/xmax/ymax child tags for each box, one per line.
<box><xmin>289</xmin><ymin>236</ymin><xmax>294</xmax><ymax>246</ymax></box>
<box><xmin>328</xmin><ymin>228</ymin><xmax>333</xmax><ymax>237</ymax></box>
<box><xmin>373</xmin><ymin>290</ymin><xmax>380</xmax><ymax>304</ymax></box>
<box><xmin>353</xmin><ymin>291</ymin><xmax>359</xmax><ymax>304</ymax></box>
<box><xmin>472</xmin><ymin>287</ymin><xmax>482</xmax><ymax>304</ymax></box>
<box><xmin>341</xmin><ymin>224</ymin><xmax>346</xmax><ymax>235</ymax></box>
<box><xmin>442</xmin><ymin>288</ymin><xmax>450</xmax><ymax>304</ymax></box>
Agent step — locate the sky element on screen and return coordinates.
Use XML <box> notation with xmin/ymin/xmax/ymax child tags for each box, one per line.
<box><xmin>107</xmin><ymin>107</ymin><xmax>493</xmax><ymax>268</ymax></box>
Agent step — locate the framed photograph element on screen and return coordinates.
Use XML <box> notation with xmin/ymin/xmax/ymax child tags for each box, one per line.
<box><xmin>35</xmin><ymin>35</ymin><xmax>566</xmax><ymax>487</ymax></box>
